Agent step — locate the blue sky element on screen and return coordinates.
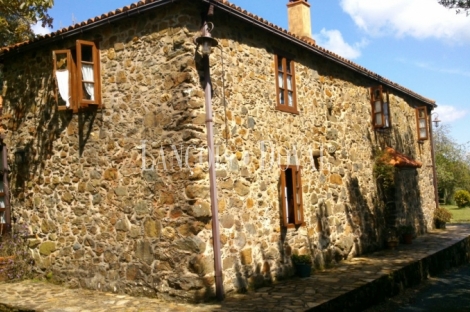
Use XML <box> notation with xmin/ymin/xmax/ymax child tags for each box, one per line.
<box><xmin>34</xmin><ymin>0</ymin><xmax>470</xmax><ymax>147</ymax></box>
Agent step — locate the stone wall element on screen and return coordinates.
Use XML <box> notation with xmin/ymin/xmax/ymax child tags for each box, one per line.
<box><xmin>206</xmin><ymin>9</ymin><xmax>436</xmax><ymax>291</ymax></box>
<box><xmin>0</xmin><ymin>0</ymin><xmax>436</xmax><ymax>301</ymax></box>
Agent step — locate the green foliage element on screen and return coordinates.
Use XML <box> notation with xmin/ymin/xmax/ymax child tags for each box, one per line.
<box><xmin>373</xmin><ymin>151</ymin><xmax>395</xmax><ymax>189</ymax></box>
<box><xmin>454</xmin><ymin>190</ymin><xmax>470</xmax><ymax>208</ymax></box>
<box><xmin>439</xmin><ymin>0</ymin><xmax>470</xmax><ymax>15</ymax></box>
<box><xmin>291</xmin><ymin>254</ymin><xmax>312</xmax><ymax>265</ymax></box>
<box><xmin>0</xmin><ymin>0</ymin><xmax>54</xmax><ymax>47</ymax></box>
<box><xmin>435</xmin><ymin>125</ymin><xmax>470</xmax><ymax>204</ymax></box>
<box><xmin>434</xmin><ymin>206</ymin><xmax>453</xmax><ymax>223</ymax></box>
<box><xmin>0</xmin><ymin>224</ymin><xmax>34</xmax><ymax>281</ymax></box>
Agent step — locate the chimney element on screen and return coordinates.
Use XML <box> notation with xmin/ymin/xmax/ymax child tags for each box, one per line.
<box><xmin>287</xmin><ymin>0</ymin><xmax>315</xmax><ymax>44</ymax></box>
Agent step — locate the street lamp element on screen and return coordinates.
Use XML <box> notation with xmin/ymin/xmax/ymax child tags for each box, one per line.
<box><xmin>430</xmin><ymin>112</ymin><xmax>440</xmax><ymax>213</ymax></box>
<box><xmin>432</xmin><ymin>113</ymin><xmax>441</xmax><ymax>128</ymax></box>
<box><xmin>195</xmin><ymin>22</ymin><xmax>218</xmax><ymax>56</ymax></box>
<box><xmin>195</xmin><ymin>20</ymin><xmax>224</xmax><ymax>301</ymax></box>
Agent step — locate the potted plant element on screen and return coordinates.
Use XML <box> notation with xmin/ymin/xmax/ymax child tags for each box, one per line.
<box><xmin>291</xmin><ymin>254</ymin><xmax>312</xmax><ymax>278</ymax></box>
<box><xmin>398</xmin><ymin>225</ymin><xmax>414</xmax><ymax>244</ymax></box>
<box><xmin>386</xmin><ymin>228</ymin><xmax>399</xmax><ymax>249</ymax></box>
<box><xmin>434</xmin><ymin>206</ymin><xmax>452</xmax><ymax>229</ymax></box>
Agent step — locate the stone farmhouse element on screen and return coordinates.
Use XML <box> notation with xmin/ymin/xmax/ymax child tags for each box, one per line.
<box><xmin>0</xmin><ymin>0</ymin><xmax>438</xmax><ymax>302</ymax></box>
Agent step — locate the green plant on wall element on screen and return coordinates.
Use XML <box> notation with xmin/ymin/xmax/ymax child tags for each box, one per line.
<box><xmin>373</xmin><ymin>150</ymin><xmax>396</xmax><ymax>198</ymax></box>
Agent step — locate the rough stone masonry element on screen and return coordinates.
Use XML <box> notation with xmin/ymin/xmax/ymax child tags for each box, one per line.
<box><xmin>0</xmin><ymin>0</ymin><xmax>436</xmax><ymax>302</ymax></box>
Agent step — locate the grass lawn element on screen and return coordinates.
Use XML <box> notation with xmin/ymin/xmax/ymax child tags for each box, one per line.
<box><xmin>442</xmin><ymin>205</ymin><xmax>470</xmax><ymax>223</ymax></box>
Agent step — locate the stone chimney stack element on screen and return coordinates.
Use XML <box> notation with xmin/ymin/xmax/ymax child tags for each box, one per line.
<box><xmin>287</xmin><ymin>0</ymin><xmax>315</xmax><ymax>44</ymax></box>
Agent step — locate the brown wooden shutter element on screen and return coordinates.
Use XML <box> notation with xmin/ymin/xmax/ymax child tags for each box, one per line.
<box><xmin>76</xmin><ymin>40</ymin><xmax>101</xmax><ymax>108</ymax></box>
<box><xmin>384</xmin><ymin>90</ymin><xmax>391</xmax><ymax>128</ymax></box>
<box><xmin>0</xmin><ymin>144</ymin><xmax>10</xmax><ymax>234</ymax></box>
<box><xmin>293</xmin><ymin>166</ymin><xmax>304</xmax><ymax>225</ymax></box>
<box><xmin>52</xmin><ymin>50</ymin><xmax>73</xmax><ymax>111</ymax></box>
<box><xmin>280</xmin><ymin>167</ymin><xmax>288</xmax><ymax>227</ymax></box>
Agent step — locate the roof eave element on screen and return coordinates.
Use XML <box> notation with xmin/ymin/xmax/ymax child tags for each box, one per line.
<box><xmin>0</xmin><ymin>0</ymin><xmax>181</xmax><ymax>59</ymax></box>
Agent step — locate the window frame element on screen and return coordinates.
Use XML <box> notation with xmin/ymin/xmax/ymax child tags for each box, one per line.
<box><xmin>53</xmin><ymin>49</ymin><xmax>75</xmax><ymax>111</ymax></box>
<box><xmin>370</xmin><ymin>85</ymin><xmax>391</xmax><ymax>129</ymax></box>
<box><xmin>53</xmin><ymin>40</ymin><xmax>102</xmax><ymax>113</ymax></box>
<box><xmin>76</xmin><ymin>40</ymin><xmax>101</xmax><ymax>109</ymax></box>
<box><xmin>280</xmin><ymin>165</ymin><xmax>304</xmax><ymax>227</ymax></box>
<box><xmin>275</xmin><ymin>54</ymin><xmax>298</xmax><ymax>114</ymax></box>
<box><xmin>416</xmin><ymin>106</ymin><xmax>429</xmax><ymax>140</ymax></box>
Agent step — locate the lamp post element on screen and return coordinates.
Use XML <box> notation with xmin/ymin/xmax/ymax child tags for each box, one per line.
<box><xmin>430</xmin><ymin>112</ymin><xmax>441</xmax><ymax>211</ymax></box>
<box><xmin>195</xmin><ymin>22</ymin><xmax>224</xmax><ymax>301</ymax></box>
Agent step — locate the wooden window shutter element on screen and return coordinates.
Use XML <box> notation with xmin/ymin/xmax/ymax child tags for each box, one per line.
<box><xmin>52</xmin><ymin>50</ymin><xmax>74</xmax><ymax>111</ymax></box>
<box><xmin>293</xmin><ymin>166</ymin><xmax>304</xmax><ymax>225</ymax></box>
<box><xmin>280</xmin><ymin>165</ymin><xmax>304</xmax><ymax>227</ymax></box>
<box><xmin>0</xmin><ymin>145</ymin><xmax>10</xmax><ymax>234</ymax></box>
<box><xmin>280</xmin><ymin>166</ymin><xmax>289</xmax><ymax>227</ymax></box>
<box><xmin>76</xmin><ymin>40</ymin><xmax>101</xmax><ymax>109</ymax></box>
<box><xmin>275</xmin><ymin>55</ymin><xmax>298</xmax><ymax>114</ymax></box>
<box><xmin>383</xmin><ymin>90</ymin><xmax>391</xmax><ymax>128</ymax></box>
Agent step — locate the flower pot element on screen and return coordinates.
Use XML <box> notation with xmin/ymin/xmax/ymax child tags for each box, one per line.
<box><xmin>294</xmin><ymin>263</ymin><xmax>311</xmax><ymax>278</ymax></box>
<box><xmin>402</xmin><ymin>234</ymin><xmax>413</xmax><ymax>244</ymax></box>
<box><xmin>435</xmin><ymin>220</ymin><xmax>446</xmax><ymax>229</ymax></box>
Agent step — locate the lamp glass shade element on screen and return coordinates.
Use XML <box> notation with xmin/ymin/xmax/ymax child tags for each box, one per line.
<box><xmin>196</xmin><ymin>36</ymin><xmax>218</xmax><ymax>55</ymax></box>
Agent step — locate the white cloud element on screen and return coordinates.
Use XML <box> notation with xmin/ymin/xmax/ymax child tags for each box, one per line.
<box><xmin>435</xmin><ymin>105</ymin><xmax>467</xmax><ymax>123</ymax></box>
<box><xmin>31</xmin><ymin>23</ymin><xmax>52</xmax><ymax>36</ymax></box>
<box><xmin>313</xmin><ymin>29</ymin><xmax>368</xmax><ymax>60</ymax></box>
<box><xmin>396</xmin><ymin>58</ymin><xmax>470</xmax><ymax>78</ymax></box>
<box><xmin>340</xmin><ymin>0</ymin><xmax>470</xmax><ymax>43</ymax></box>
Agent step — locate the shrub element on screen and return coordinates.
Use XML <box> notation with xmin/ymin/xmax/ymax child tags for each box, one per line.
<box><xmin>373</xmin><ymin>151</ymin><xmax>395</xmax><ymax>193</ymax></box>
<box><xmin>454</xmin><ymin>190</ymin><xmax>470</xmax><ymax>208</ymax></box>
<box><xmin>434</xmin><ymin>206</ymin><xmax>452</xmax><ymax>223</ymax></box>
<box><xmin>0</xmin><ymin>224</ymin><xmax>34</xmax><ymax>281</ymax></box>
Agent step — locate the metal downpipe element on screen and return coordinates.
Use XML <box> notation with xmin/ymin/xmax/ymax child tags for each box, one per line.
<box><xmin>200</xmin><ymin>22</ymin><xmax>224</xmax><ymax>301</ymax></box>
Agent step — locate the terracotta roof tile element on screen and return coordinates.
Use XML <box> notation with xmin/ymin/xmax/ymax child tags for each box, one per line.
<box><xmin>384</xmin><ymin>147</ymin><xmax>422</xmax><ymax>168</ymax></box>
<box><xmin>0</xmin><ymin>0</ymin><xmax>436</xmax><ymax>106</ymax></box>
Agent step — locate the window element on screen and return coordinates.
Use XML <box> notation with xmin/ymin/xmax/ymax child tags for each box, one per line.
<box><xmin>370</xmin><ymin>85</ymin><xmax>391</xmax><ymax>128</ymax></box>
<box><xmin>53</xmin><ymin>40</ymin><xmax>101</xmax><ymax>112</ymax></box>
<box><xmin>416</xmin><ymin>106</ymin><xmax>429</xmax><ymax>140</ymax></box>
<box><xmin>280</xmin><ymin>165</ymin><xmax>304</xmax><ymax>227</ymax></box>
<box><xmin>275</xmin><ymin>55</ymin><xmax>298</xmax><ymax>114</ymax></box>
<box><xmin>0</xmin><ymin>144</ymin><xmax>10</xmax><ymax>234</ymax></box>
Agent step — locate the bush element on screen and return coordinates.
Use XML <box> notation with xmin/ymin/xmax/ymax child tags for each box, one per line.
<box><xmin>0</xmin><ymin>224</ymin><xmax>34</xmax><ymax>281</ymax></box>
<box><xmin>454</xmin><ymin>190</ymin><xmax>470</xmax><ymax>208</ymax></box>
<box><xmin>434</xmin><ymin>206</ymin><xmax>453</xmax><ymax>222</ymax></box>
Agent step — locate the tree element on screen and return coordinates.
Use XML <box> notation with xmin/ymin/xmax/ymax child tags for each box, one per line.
<box><xmin>439</xmin><ymin>0</ymin><xmax>470</xmax><ymax>15</ymax></box>
<box><xmin>435</xmin><ymin>125</ymin><xmax>470</xmax><ymax>204</ymax></box>
<box><xmin>0</xmin><ymin>0</ymin><xmax>54</xmax><ymax>47</ymax></box>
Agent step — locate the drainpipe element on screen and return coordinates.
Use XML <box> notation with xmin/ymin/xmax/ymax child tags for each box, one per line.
<box><xmin>198</xmin><ymin>16</ymin><xmax>224</xmax><ymax>300</ymax></box>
